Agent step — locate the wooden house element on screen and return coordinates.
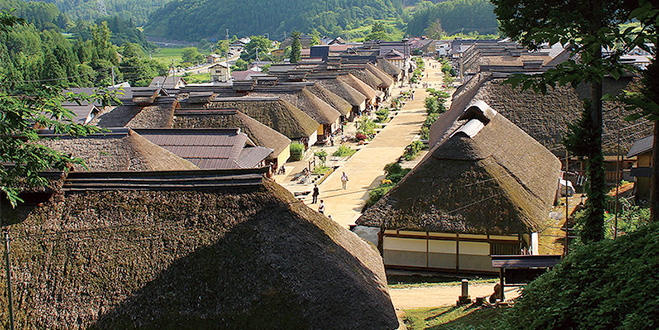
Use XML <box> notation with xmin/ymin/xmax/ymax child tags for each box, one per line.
<box><xmin>627</xmin><ymin>135</ymin><xmax>653</xmax><ymax>200</ymax></box>
<box><xmin>356</xmin><ymin>101</ymin><xmax>561</xmax><ymax>274</ymax></box>
<box><xmin>1</xmin><ymin>169</ymin><xmax>398</xmax><ymax>329</ymax></box>
<box><xmin>210</xmin><ymin>62</ymin><xmax>231</xmax><ymax>82</ymax></box>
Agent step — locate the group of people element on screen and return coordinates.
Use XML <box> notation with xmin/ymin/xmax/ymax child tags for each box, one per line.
<box><xmin>310</xmin><ymin>171</ymin><xmax>349</xmax><ymax>216</ymax></box>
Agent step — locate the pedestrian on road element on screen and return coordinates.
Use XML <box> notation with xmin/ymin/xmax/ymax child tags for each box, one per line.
<box><xmin>318</xmin><ymin>200</ymin><xmax>325</xmax><ymax>214</ymax></box>
<box><xmin>341</xmin><ymin>172</ymin><xmax>349</xmax><ymax>190</ymax></box>
<box><xmin>312</xmin><ymin>184</ymin><xmax>319</xmax><ymax>204</ymax></box>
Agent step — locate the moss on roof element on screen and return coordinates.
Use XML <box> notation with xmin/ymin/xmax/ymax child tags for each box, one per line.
<box><xmin>2</xmin><ymin>178</ymin><xmax>398</xmax><ymax>329</ymax></box>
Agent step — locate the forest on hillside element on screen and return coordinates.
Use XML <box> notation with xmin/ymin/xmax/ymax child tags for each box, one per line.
<box><xmin>407</xmin><ymin>0</ymin><xmax>498</xmax><ymax>36</ymax></box>
<box><xmin>28</xmin><ymin>0</ymin><xmax>163</xmax><ymax>26</ymax></box>
<box><xmin>143</xmin><ymin>0</ymin><xmax>403</xmax><ymax>41</ymax></box>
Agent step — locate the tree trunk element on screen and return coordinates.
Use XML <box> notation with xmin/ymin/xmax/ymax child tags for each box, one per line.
<box><xmin>582</xmin><ymin>78</ymin><xmax>606</xmax><ymax>243</ymax></box>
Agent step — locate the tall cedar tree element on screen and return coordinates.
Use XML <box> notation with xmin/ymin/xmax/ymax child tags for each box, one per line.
<box><xmin>491</xmin><ymin>0</ymin><xmax>631</xmax><ymax>243</ymax></box>
<box><xmin>290</xmin><ymin>31</ymin><xmax>301</xmax><ymax>64</ymax></box>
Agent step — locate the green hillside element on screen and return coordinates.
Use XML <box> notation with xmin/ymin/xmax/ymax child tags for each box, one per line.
<box><xmin>143</xmin><ymin>0</ymin><xmax>403</xmax><ymax>41</ymax></box>
<box><xmin>29</xmin><ymin>0</ymin><xmax>164</xmax><ymax>26</ymax></box>
<box><xmin>407</xmin><ymin>0</ymin><xmax>498</xmax><ymax>36</ymax></box>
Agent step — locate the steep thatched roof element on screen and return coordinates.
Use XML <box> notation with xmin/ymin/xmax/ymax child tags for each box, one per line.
<box><xmin>312</xmin><ymin>77</ymin><xmax>367</xmax><ymax>108</ymax></box>
<box><xmin>2</xmin><ymin>171</ymin><xmax>398</xmax><ymax>329</ymax></box>
<box><xmin>208</xmin><ymin>97</ymin><xmax>319</xmax><ymax>140</ymax></box>
<box><xmin>38</xmin><ymin>129</ymin><xmax>199</xmax><ymax>172</ymax></box>
<box><xmin>338</xmin><ymin>73</ymin><xmax>377</xmax><ymax>100</ymax></box>
<box><xmin>90</xmin><ymin>98</ymin><xmax>178</xmax><ymax>129</ymax></box>
<box><xmin>348</xmin><ymin>68</ymin><xmax>385</xmax><ymax>94</ymax></box>
<box><xmin>376</xmin><ymin>59</ymin><xmax>402</xmax><ymax>78</ymax></box>
<box><xmin>358</xmin><ymin>102</ymin><xmax>561</xmax><ymax>235</ymax></box>
<box><xmin>306</xmin><ymin>84</ymin><xmax>353</xmax><ymax>117</ymax></box>
<box><xmin>173</xmin><ymin>109</ymin><xmax>291</xmax><ymax>160</ymax></box>
<box><xmin>366</xmin><ymin>63</ymin><xmax>394</xmax><ymax>88</ymax></box>
<box><xmin>251</xmin><ymin>88</ymin><xmax>340</xmax><ymax>126</ymax></box>
<box><xmin>429</xmin><ymin>75</ymin><xmax>650</xmax><ymax>156</ymax></box>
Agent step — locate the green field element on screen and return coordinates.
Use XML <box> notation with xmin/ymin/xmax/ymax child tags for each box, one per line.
<box><xmin>150</xmin><ymin>47</ymin><xmax>187</xmax><ymax>66</ymax></box>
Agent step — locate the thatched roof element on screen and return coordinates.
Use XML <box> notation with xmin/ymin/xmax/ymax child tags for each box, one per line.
<box><xmin>376</xmin><ymin>59</ymin><xmax>402</xmax><ymax>78</ymax></box>
<box><xmin>357</xmin><ymin>101</ymin><xmax>561</xmax><ymax>235</ymax></box>
<box><xmin>90</xmin><ymin>98</ymin><xmax>178</xmax><ymax>129</ymax></box>
<box><xmin>208</xmin><ymin>98</ymin><xmax>319</xmax><ymax>140</ymax></box>
<box><xmin>251</xmin><ymin>88</ymin><xmax>340</xmax><ymax>126</ymax></box>
<box><xmin>348</xmin><ymin>68</ymin><xmax>385</xmax><ymax>94</ymax></box>
<box><xmin>312</xmin><ymin>77</ymin><xmax>367</xmax><ymax>108</ymax></box>
<box><xmin>338</xmin><ymin>73</ymin><xmax>377</xmax><ymax>100</ymax></box>
<box><xmin>2</xmin><ymin>171</ymin><xmax>398</xmax><ymax>329</ymax></box>
<box><xmin>38</xmin><ymin>129</ymin><xmax>199</xmax><ymax>172</ymax></box>
<box><xmin>306</xmin><ymin>84</ymin><xmax>353</xmax><ymax>117</ymax></box>
<box><xmin>429</xmin><ymin>75</ymin><xmax>650</xmax><ymax>156</ymax></box>
<box><xmin>173</xmin><ymin>109</ymin><xmax>291</xmax><ymax>160</ymax></box>
<box><xmin>366</xmin><ymin>63</ymin><xmax>394</xmax><ymax>88</ymax></box>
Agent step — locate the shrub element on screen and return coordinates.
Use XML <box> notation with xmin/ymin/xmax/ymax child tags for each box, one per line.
<box><xmin>402</xmin><ymin>140</ymin><xmax>424</xmax><ymax>161</ymax></box>
<box><xmin>312</xmin><ymin>165</ymin><xmax>331</xmax><ymax>175</ymax></box>
<box><xmin>386</xmin><ymin>168</ymin><xmax>410</xmax><ymax>183</ymax></box>
<box><xmin>289</xmin><ymin>142</ymin><xmax>304</xmax><ymax>161</ymax></box>
<box><xmin>314</xmin><ymin>149</ymin><xmax>327</xmax><ymax>166</ymax></box>
<box><xmin>384</xmin><ymin>162</ymin><xmax>402</xmax><ymax>175</ymax></box>
<box><xmin>425</xmin><ymin>97</ymin><xmax>440</xmax><ymax>114</ymax></box>
<box><xmin>333</xmin><ymin>145</ymin><xmax>356</xmax><ymax>157</ymax></box>
<box><xmin>365</xmin><ymin>183</ymin><xmax>395</xmax><ymax>208</ymax></box>
<box><xmin>424</xmin><ymin>113</ymin><xmax>440</xmax><ymax>128</ymax></box>
<box><xmin>356</xmin><ymin>117</ymin><xmax>376</xmax><ymax>137</ymax></box>
<box><xmin>355</xmin><ymin>133</ymin><xmax>367</xmax><ymax>141</ymax></box>
<box><xmin>500</xmin><ymin>223</ymin><xmax>659</xmax><ymax>330</ymax></box>
<box><xmin>375</xmin><ymin>107</ymin><xmax>389</xmax><ymax>123</ymax></box>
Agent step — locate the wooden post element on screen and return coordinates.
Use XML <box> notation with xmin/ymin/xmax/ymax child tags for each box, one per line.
<box><xmin>426</xmin><ymin>232</ymin><xmax>429</xmax><ymax>269</ymax></box>
<box><xmin>499</xmin><ymin>268</ymin><xmax>505</xmax><ymax>301</ymax></box>
<box><xmin>455</xmin><ymin>233</ymin><xmax>460</xmax><ymax>272</ymax></box>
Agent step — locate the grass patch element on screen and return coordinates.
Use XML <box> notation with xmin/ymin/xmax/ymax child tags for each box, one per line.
<box><xmin>183</xmin><ymin>72</ymin><xmax>211</xmax><ymax>84</ymax></box>
<box><xmin>403</xmin><ymin>306</ymin><xmax>506</xmax><ymax>330</ymax></box>
<box><xmin>312</xmin><ymin>165</ymin><xmax>332</xmax><ymax>175</ymax></box>
<box><xmin>151</xmin><ymin>47</ymin><xmax>186</xmax><ymax>66</ymax></box>
<box><xmin>332</xmin><ymin>145</ymin><xmax>356</xmax><ymax>157</ymax></box>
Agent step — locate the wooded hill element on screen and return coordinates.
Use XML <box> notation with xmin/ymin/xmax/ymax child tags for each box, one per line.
<box><xmin>29</xmin><ymin>0</ymin><xmax>164</xmax><ymax>26</ymax></box>
<box><xmin>407</xmin><ymin>0</ymin><xmax>498</xmax><ymax>36</ymax></box>
<box><xmin>143</xmin><ymin>0</ymin><xmax>403</xmax><ymax>41</ymax></box>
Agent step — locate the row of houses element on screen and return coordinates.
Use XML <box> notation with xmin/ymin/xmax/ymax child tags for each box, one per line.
<box><xmin>2</xmin><ymin>42</ymin><xmax>415</xmax><ymax>329</ymax></box>
<box><xmin>353</xmin><ymin>38</ymin><xmax>652</xmax><ymax>275</ymax></box>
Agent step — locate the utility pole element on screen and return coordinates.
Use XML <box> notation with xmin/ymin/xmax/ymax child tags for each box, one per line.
<box><xmin>614</xmin><ymin>123</ymin><xmax>621</xmax><ymax>239</ymax></box>
<box><xmin>564</xmin><ymin>151</ymin><xmax>570</xmax><ymax>256</ymax></box>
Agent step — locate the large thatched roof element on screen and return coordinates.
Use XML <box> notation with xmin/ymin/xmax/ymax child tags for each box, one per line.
<box><xmin>312</xmin><ymin>77</ymin><xmax>367</xmax><ymax>108</ymax></box>
<box><xmin>38</xmin><ymin>129</ymin><xmax>199</xmax><ymax>172</ymax></box>
<box><xmin>306</xmin><ymin>83</ymin><xmax>353</xmax><ymax>117</ymax></box>
<box><xmin>250</xmin><ymin>87</ymin><xmax>341</xmax><ymax>126</ymax></box>
<box><xmin>358</xmin><ymin>102</ymin><xmax>561</xmax><ymax>235</ymax></box>
<box><xmin>2</xmin><ymin>171</ymin><xmax>398</xmax><ymax>329</ymax></box>
<box><xmin>90</xmin><ymin>98</ymin><xmax>178</xmax><ymax>129</ymax></box>
<box><xmin>376</xmin><ymin>58</ymin><xmax>402</xmax><ymax>78</ymax></box>
<box><xmin>366</xmin><ymin>63</ymin><xmax>394</xmax><ymax>88</ymax></box>
<box><xmin>208</xmin><ymin>97</ymin><xmax>319</xmax><ymax>140</ymax></box>
<box><xmin>338</xmin><ymin>73</ymin><xmax>377</xmax><ymax>100</ymax></box>
<box><xmin>173</xmin><ymin>109</ymin><xmax>291</xmax><ymax>160</ymax></box>
<box><xmin>429</xmin><ymin>75</ymin><xmax>650</xmax><ymax>156</ymax></box>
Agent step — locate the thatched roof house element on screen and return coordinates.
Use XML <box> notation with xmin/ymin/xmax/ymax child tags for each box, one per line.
<box><xmin>90</xmin><ymin>97</ymin><xmax>179</xmax><ymax>129</ymax></box>
<box><xmin>173</xmin><ymin>109</ymin><xmax>292</xmax><ymax>167</ymax></box>
<box><xmin>208</xmin><ymin>97</ymin><xmax>320</xmax><ymax>147</ymax></box>
<box><xmin>306</xmin><ymin>84</ymin><xmax>353</xmax><ymax>118</ymax></box>
<box><xmin>38</xmin><ymin>128</ymin><xmax>199</xmax><ymax>172</ymax></box>
<box><xmin>134</xmin><ymin>128</ymin><xmax>272</xmax><ymax>169</ymax></box>
<box><xmin>357</xmin><ymin>101</ymin><xmax>561</xmax><ymax>273</ymax></box>
<box><xmin>338</xmin><ymin>73</ymin><xmax>378</xmax><ymax>104</ymax></box>
<box><xmin>1</xmin><ymin>170</ymin><xmax>398</xmax><ymax>329</ymax></box>
<box><xmin>429</xmin><ymin>74</ymin><xmax>650</xmax><ymax>156</ymax></box>
<box><xmin>376</xmin><ymin>58</ymin><xmax>403</xmax><ymax>81</ymax></box>
<box><xmin>311</xmin><ymin>77</ymin><xmax>367</xmax><ymax>117</ymax></box>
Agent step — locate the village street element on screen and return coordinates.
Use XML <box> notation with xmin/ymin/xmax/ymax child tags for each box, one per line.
<box><xmin>314</xmin><ymin>60</ymin><xmax>443</xmax><ymax>228</ymax></box>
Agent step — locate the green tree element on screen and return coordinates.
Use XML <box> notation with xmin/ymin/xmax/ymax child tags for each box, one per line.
<box><xmin>0</xmin><ymin>10</ymin><xmax>113</xmax><ymax>206</ymax></box>
<box><xmin>290</xmin><ymin>31</ymin><xmax>301</xmax><ymax>64</ymax></box>
<box><xmin>240</xmin><ymin>36</ymin><xmax>272</xmax><ymax>62</ymax></box>
<box><xmin>181</xmin><ymin>47</ymin><xmax>204</xmax><ymax>65</ymax></box>
<box><xmin>424</xmin><ymin>19</ymin><xmax>445</xmax><ymax>39</ymax></box>
<box><xmin>492</xmin><ymin>0</ymin><xmax>631</xmax><ymax>243</ymax></box>
<box><xmin>365</xmin><ymin>22</ymin><xmax>389</xmax><ymax>41</ymax></box>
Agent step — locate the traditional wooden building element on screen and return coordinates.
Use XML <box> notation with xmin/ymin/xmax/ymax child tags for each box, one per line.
<box><xmin>627</xmin><ymin>135</ymin><xmax>653</xmax><ymax>200</ymax></box>
<box><xmin>356</xmin><ymin>101</ymin><xmax>561</xmax><ymax>274</ymax></box>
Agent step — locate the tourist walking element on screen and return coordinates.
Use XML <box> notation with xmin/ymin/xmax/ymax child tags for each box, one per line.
<box><xmin>318</xmin><ymin>200</ymin><xmax>325</xmax><ymax>214</ymax></box>
<box><xmin>312</xmin><ymin>184</ymin><xmax>319</xmax><ymax>204</ymax></box>
<box><xmin>341</xmin><ymin>172</ymin><xmax>349</xmax><ymax>190</ymax></box>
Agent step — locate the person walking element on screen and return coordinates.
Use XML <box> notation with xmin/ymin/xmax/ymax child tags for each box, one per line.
<box><xmin>318</xmin><ymin>200</ymin><xmax>325</xmax><ymax>214</ymax></box>
<box><xmin>312</xmin><ymin>184</ymin><xmax>319</xmax><ymax>204</ymax></box>
<box><xmin>341</xmin><ymin>172</ymin><xmax>349</xmax><ymax>190</ymax></box>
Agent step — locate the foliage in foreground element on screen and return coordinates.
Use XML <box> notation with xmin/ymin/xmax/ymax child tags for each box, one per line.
<box><xmin>501</xmin><ymin>223</ymin><xmax>659</xmax><ymax>330</ymax></box>
<box><xmin>332</xmin><ymin>145</ymin><xmax>356</xmax><ymax>157</ymax></box>
<box><xmin>404</xmin><ymin>305</ymin><xmax>505</xmax><ymax>330</ymax></box>
<box><xmin>365</xmin><ymin>162</ymin><xmax>410</xmax><ymax>208</ymax></box>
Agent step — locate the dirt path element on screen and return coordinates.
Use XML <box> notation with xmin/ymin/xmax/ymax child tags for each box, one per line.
<box><xmin>390</xmin><ymin>283</ymin><xmax>521</xmax><ymax>309</ymax></box>
<box><xmin>318</xmin><ymin>59</ymin><xmax>445</xmax><ymax>228</ymax></box>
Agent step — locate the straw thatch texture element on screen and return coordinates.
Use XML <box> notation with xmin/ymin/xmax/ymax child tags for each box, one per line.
<box><xmin>306</xmin><ymin>84</ymin><xmax>353</xmax><ymax>117</ymax></box>
<box><xmin>338</xmin><ymin>74</ymin><xmax>377</xmax><ymax>100</ymax></box>
<box><xmin>429</xmin><ymin>76</ymin><xmax>649</xmax><ymax>156</ymax></box>
<box><xmin>376</xmin><ymin>59</ymin><xmax>402</xmax><ymax>79</ymax></box>
<box><xmin>366</xmin><ymin>64</ymin><xmax>394</xmax><ymax>88</ymax></box>
<box><xmin>39</xmin><ymin>131</ymin><xmax>199</xmax><ymax>172</ymax></box>
<box><xmin>349</xmin><ymin>69</ymin><xmax>385</xmax><ymax>92</ymax></box>
<box><xmin>208</xmin><ymin>99</ymin><xmax>319</xmax><ymax>140</ymax></box>
<box><xmin>91</xmin><ymin>101</ymin><xmax>177</xmax><ymax>129</ymax></box>
<box><xmin>358</xmin><ymin>111</ymin><xmax>561</xmax><ymax>235</ymax></box>
<box><xmin>173</xmin><ymin>110</ymin><xmax>291</xmax><ymax>160</ymax></box>
<box><xmin>313</xmin><ymin>78</ymin><xmax>366</xmax><ymax>108</ymax></box>
<box><xmin>251</xmin><ymin>89</ymin><xmax>340</xmax><ymax>126</ymax></box>
<box><xmin>2</xmin><ymin>178</ymin><xmax>398</xmax><ymax>329</ymax></box>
